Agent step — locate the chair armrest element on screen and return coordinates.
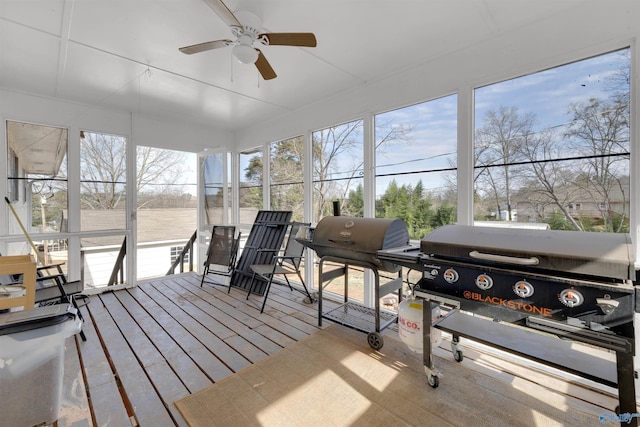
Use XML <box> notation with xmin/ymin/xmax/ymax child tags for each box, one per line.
<box><xmin>272</xmin><ymin>255</ymin><xmax>303</xmax><ymax>261</ymax></box>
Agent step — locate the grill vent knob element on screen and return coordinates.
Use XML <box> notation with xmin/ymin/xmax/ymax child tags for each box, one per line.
<box><xmin>559</xmin><ymin>289</ymin><xmax>584</xmax><ymax>307</ymax></box>
<box><xmin>475</xmin><ymin>274</ymin><xmax>493</xmax><ymax>290</ymax></box>
<box><xmin>443</xmin><ymin>269</ymin><xmax>459</xmax><ymax>284</ymax></box>
<box><xmin>513</xmin><ymin>280</ymin><xmax>534</xmax><ymax>298</ymax></box>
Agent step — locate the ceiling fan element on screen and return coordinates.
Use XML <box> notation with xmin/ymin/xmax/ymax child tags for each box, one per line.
<box><xmin>179</xmin><ymin>0</ymin><xmax>317</xmax><ymax>80</ymax></box>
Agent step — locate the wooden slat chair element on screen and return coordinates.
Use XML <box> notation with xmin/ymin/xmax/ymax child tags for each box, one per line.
<box><xmin>200</xmin><ymin>225</ymin><xmax>241</xmax><ymax>289</ymax></box>
<box><xmin>0</xmin><ymin>255</ymin><xmax>36</xmax><ymax>312</ymax></box>
<box><xmin>230</xmin><ymin>210</ymin><xmax>292</xmax><ymax>293</ymax></box>
<box><xmin>247</xmin><ymin>222</ymin><xmax>315</xmax><ymax>313</ymax></box>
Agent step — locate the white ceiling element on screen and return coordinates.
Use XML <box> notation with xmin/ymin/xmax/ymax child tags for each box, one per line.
<box><xmin>0</xmin><ymin>0</ymin><xmax>592</xmax><ymax>133</ymax></box>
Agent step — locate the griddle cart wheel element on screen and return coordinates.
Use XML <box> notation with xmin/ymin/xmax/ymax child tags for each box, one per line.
<box><xmin>453</xmin><ymin>349</ymin><xmax>463</xmax><ymax>362</ymax></box>
<box><xmin>367</xmin><ymin>332</ymin><xmax>384</xmax><ymax>350</ymax></box>
<box><xmin>427</xmin><ymin>374</ymin><xmax>439</xmax><ymax>388</ymax></box>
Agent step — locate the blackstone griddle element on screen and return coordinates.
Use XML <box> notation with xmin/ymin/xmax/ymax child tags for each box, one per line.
<box><xmin>378</xmin><ymin>224</ymin><xmax>637</xmax><ymax>422</ymax></box>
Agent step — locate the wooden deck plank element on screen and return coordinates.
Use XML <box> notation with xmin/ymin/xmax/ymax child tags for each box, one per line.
<box><xmin>238</xmin><ymin>328</ymin><xmax>287</xmax><ymax>356</ymax></box>
<box><xmin>113</xmin><ymin>290</ymin><xmax>213</xmax><ymax>393</ymax></box>
<box><xmin>53</xmin><ymin>272</ymin><xmax>625</xmax><ymax>427</ymax></box>
<box><xmin>88</xmin><ymin>294</ymin><xmax>176</xmax><ymax>426</ymax></box>
<box><xmin>151</xmin><ymin>281</ymin><xmax>237</xmax><ymax>340</ymax></box>
<box><xmin>135</xmin><ymin>281</ymin><xmax>252</xmax><ymax>373</ymax></box>
<box><xmin>252</xmin><ymin>324</ymin><xmax>297</xmax><ymax>348</ymax></box>
<box><xmin>76</xmin><ymin>305</ymin><xmax>132</xmax><ymax>427</ymax></box>
<box><xmin>170</xmin><ymin>276</ymin><xmax>258</xmax><ymax>334</ymax></box>
<box><xmin>126</xmin><ymin>286</ymin><xmax>234</xmax><ymax>382</ymax></box>
<box><xmin>182</xmin><ymin>278</ymin><xmax>266</xmax><ymax>329</ymax></box>
<box><xmin>226</xmin><ymin>297</ymin><xmax>313</xmax><ymax>341</ymax></box>
<box><xmin>181</xmin><ymin>276</ymin><xmax>319</xmax><ymax>353</ymax></box>
<box><xmin>100</xmin><ymin>293</ymin><xmax>167</xmax><ymax>367</ymax></box>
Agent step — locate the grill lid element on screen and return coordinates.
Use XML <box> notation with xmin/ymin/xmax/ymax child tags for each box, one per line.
<box><xmin>421</xmin><ymin>225</ymin><xmax>635</xmax><ymax>281</ymax></box>
<box><xmin>312</xmin><ymin>216</ymin><xmax>409</xmax><ymax>272</ymax></box>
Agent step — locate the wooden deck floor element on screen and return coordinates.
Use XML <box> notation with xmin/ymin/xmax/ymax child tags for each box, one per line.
<box><xmin>51</xmin><ymin>272</ymin><xmax>620</xmax><ymax>427</ymax></box>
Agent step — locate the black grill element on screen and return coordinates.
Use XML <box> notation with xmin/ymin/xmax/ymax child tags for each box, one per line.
<box><xmin>311</xmin><ymin>216</ymin><xmax>409</xmax><ymax>272</ymax></box>
<box><xmin>378</xmin><ymin>224</ymin><xmax>638</xmax><ymax>420</ymax></box>
<box><xmin>302</xmin><ymin>216</ymin><xmax>409</xmax><ymax>350</ymax></box>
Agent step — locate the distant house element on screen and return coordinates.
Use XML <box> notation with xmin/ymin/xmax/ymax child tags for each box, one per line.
<box><xmin>513</xmin><ymin>176</ymin><xmax>630</xmax><ymax>226</ymax></box>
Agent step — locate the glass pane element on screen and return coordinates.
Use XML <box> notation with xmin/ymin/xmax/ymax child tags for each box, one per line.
<box><xmin>81</xmin><ymin>234</ymin><xmax>126</xmax><ymax>290</ymax></box>
<box><xmin>375</xmin><ymin>95</ymin><xmax>458</xmax><ymax>239</ymax></box>
<box><xmin>80</xmin><ymin>131</ymin><xmax>127</xmax><ymax>231</ymax></box>
<box><xmin>6</xmin><ymin>121</ymin><xmax>69</xmax><ymax>263</ymax></box>
<box><xmin>203</xmin><ymin>152</ymin><xmax>225</xmax><ymax>224</ymax></box>
<box><xmin>311</xmin><ymin>120</ymin><xmax>364</xmax><ymax>302</ymax></box>
<box><xmin>312</xmin><ymin>119</ymin><xmax>364</xmax><ymax>223</ymax></box>
<box><xmin>474</xmin><ymin>48</ymin><xmax>630</xmax><ymax>232</ymax></box>
<box><xmin>269</xmin><ymin>136</ymin><xmax>304</xmax><ymax>221</ymax></box>
<box><xmin>136</xmin><ymin>146</ymin><xmax>197</xmax><ymax>280</ymax></box>
<box><xmin>239</xmin><ymin>148</ymin><xmax>263</xmax><ymax>224</ymax></box>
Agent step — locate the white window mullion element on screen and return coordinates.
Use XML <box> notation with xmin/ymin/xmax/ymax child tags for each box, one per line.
<box><xmin>126</xmin><ymin>115</ymin><xmax>136</xmax><ymax>286</ymax></box>
<box><xmin>66</xmin><ymin>126</ymin><xmax>81</xmax><ymax>283</ymax></box>
<box><xmin>363</xmin><ymin>113</ymin><xmax>375</xmax><ymax>308</ymax></box>
<box><xmin>457</xmin><ymin>85</ymin><xmax>474</xmax><ymax>226</ymax></box>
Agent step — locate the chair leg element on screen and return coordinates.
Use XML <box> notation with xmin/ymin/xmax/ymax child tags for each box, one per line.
<box><xmin>296</xmin><ymin>271</ymin><xmax>315</xmax><ymax>303</ymax></box>
<box><xmin>226</xmin><ymin>268</ymin><xmax>234</xmax><ymax>293</ymax></box>
<box><xmin>247</xmin><ymin>272</ymin><xmax>257</xmax><ymax>300</ymax></box>
<box><xmin>200</xmin><ymin>265</ymin><xmax>208</xmax><ymax>287</ymax></box>
<box><xmin>283</xmin><ymin>275</ymin><xmax>294</xmax><ymax>292</ymax></box>
<box><xmin>260</xmin><ymin>276</ymin><xmax>275</xmax><ymax>314</ymax></box>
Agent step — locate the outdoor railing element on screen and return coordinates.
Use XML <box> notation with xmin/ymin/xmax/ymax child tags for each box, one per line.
<box><xmin>166</xmin><ymin>230</ymin><xmax>197</xmax><ymax>275</ymax></box>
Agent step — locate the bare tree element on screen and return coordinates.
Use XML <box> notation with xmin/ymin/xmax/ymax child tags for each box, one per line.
<box><xmin>312</xmin><ymin>119</ymin><xmax>412</xmax><ymax>221</ymax></box>
<box><xmin>80</xmin><ymin>132</ymin><xmax>188</xmax><ymax>210</ymax></box>
<box><xmin>475</xmin><ymin>106</ymin><xmax>533</xmax><ymax>220</ymax></box>
<box><xmin>311</xmin><ymin>121</ymin><xmax>364</xmax><ymax>220</ymax></box>
<box><xmin>516</xmin><ymin>128</ymin><xmax>583</xmax><ymax>230</ymax></box>
<box><xmin>563</xmin><ymin>97</ymin><xmax>630</xmax><ymax>231</ymax></box>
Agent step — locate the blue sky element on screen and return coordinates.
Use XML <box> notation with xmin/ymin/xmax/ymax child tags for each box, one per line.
<box><xmin>374</xmin><ymin>48</ymin><xmax>629</xmax><ymax>197</ymax></box>
<box><xmin>220</xmin><ymin>48</ymin><xmax>629</xmax><ymax>201</ymax></box>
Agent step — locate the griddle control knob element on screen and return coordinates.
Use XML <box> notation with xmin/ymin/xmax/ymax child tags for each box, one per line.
<box><xmin>443</xmin><ymin>268</ymin><xmax>459</xmax><ymax>284</ymax></box>
<box><xmin>475</xmin><ymin>274</ymin><xmax>493</xmax><ymax>290</ymax></box>
<box><xmin>559</xmin><ymin>289</ymin><xmax>584</xmax><ymax>308</ymax></box>
<box><xmin>596</xmin><ymin>297</ymin><xmax>619</xmax><ymax>315</ymax></box>
<box><xmin>513</xmin><ymin>280</ymin><xmax>534</xmax><ymax>298</ymax></box>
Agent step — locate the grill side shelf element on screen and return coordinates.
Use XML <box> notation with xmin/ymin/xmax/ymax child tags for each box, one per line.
<box><xmin>433</xmin><ymin>310</ymin><xmax>619</xmax><ymax>387</ymax></box>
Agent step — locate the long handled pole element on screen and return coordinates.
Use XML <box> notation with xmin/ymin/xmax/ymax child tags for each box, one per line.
<box><xmin>4</xmin><ymin>196</ymin><xmax>45</xmax><ymax>265</ymax></box>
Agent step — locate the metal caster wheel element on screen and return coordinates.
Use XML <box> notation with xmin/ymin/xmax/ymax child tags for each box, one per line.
<box><xmin>367</xmin><ymin>332</ymin><xmax>384</xmax><ymax>350</ymax></box>
<box><xmin>453</xmin><ymin>350</ymin><xmax>463</xmax><ymax>362</ymax></box>
<box><xmin>427</xmin><ymin>374</ymin><xmax>439</xmax><ymax>388</ymax></box>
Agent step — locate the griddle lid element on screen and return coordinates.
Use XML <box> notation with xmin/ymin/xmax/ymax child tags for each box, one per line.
<box><xmin>421</xmin><ymin>225</ymin><xmax>635</xmax><ymax>281</ymax></box>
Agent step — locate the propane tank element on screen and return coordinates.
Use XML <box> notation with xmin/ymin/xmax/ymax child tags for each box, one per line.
<box><xmin>398</xmin><ymin>297</ymin><xmax>442</xmax><ymax>353</ymax></box>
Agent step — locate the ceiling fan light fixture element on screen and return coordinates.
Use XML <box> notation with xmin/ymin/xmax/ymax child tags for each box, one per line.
<box><xmin>232</xmin><ymin>43</ymin><xmax>259</xmax><ymax>64</ymax></box>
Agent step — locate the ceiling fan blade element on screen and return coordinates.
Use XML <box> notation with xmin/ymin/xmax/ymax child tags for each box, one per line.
<box><xmin>179</xmin><ymin>40</ymin><xmax>232</xmax><ymax>55</ymax></box>
<box><xmin>255</xmin><ymin>49</ymin><xmax>277</xmax><ymax>80</ymax></box>
<box><xmin>202</xmin><ymin>0</ymin><xmax>241</xmax><ymax>27</ymax></box>
<box><xmin>260</xmin><ymin>33</ymin><xmax>317</xmax><ymax>47</ymax></box>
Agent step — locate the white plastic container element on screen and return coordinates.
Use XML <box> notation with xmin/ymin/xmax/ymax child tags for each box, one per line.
<box><xmin>0</xmin><ymin>304</ymin><xmax>81</xmax><ymax>427</ymax></box>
